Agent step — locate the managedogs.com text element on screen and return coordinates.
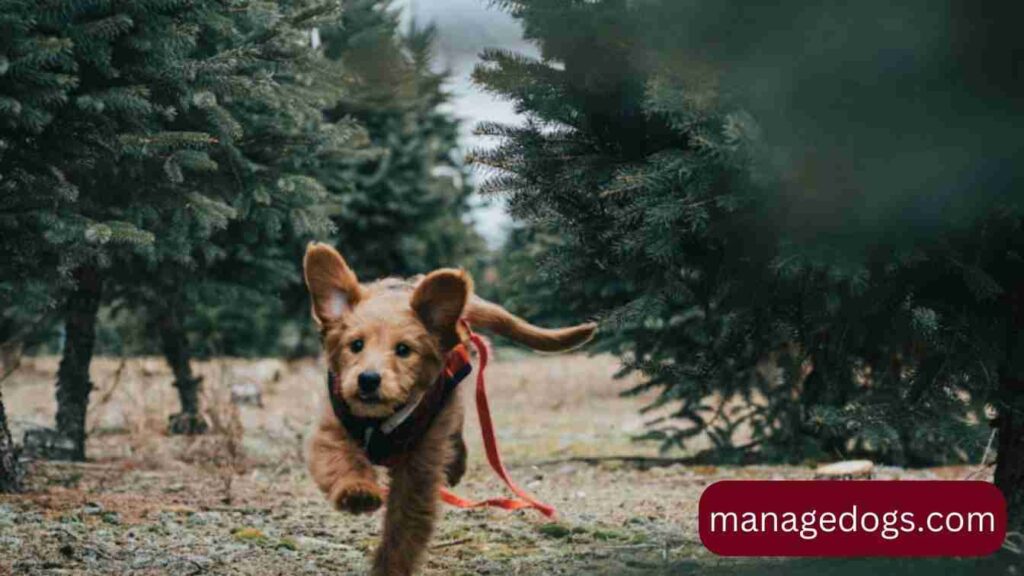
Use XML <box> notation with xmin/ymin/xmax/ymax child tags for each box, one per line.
<box><xmin>708</xmin><ymin>506</ymin><xmax>998</xmax><ymax>541</ymax></box>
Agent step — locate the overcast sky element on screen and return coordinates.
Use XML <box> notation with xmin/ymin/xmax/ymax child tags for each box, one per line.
<box><xmin>396</xmin><ymin>0</ymin><xmax>536</xmax><ymax>247</ymax></box>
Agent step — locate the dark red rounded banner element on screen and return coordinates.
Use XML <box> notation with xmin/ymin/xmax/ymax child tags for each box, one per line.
<box><xmin>699</xmin><ymin>480</ymin><xmax>1006</xmax><ymax>557</ymax></box>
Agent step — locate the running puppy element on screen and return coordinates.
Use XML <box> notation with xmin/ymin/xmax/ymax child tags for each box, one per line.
<box><xmin>303</xmin><ymin>242</ymin><xmax>596</xmax><ymax>576</ymax></box>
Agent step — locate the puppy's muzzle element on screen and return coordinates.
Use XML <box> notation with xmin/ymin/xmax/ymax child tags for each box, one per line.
<box><xmin>357</xmin><ymin>371</ymin><xmax>382</xmax><ymax>402</ymax></box>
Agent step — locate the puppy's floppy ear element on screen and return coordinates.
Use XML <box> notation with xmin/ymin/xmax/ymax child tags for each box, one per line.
<box><xmin>411</xmin><ymin>268</ymin><xmax>472</xmax><ymax>346</ymax></box>
<box><xmin>303</xmin><ymin>242</ymin><xmax>363</xmax><ymax>327</ymax></box>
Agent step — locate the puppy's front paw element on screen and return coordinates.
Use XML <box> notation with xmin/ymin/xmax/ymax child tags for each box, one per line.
<box><xmin>330</xmin><ymin>480</ymin><xmax>383</xmax><ymax>515</ymax></box>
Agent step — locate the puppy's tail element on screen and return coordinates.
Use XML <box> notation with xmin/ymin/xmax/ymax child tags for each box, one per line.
<box><xmin>464</xmin><ymin>296</ymin><xmax>597</xmax><ymax>353</ymax></box>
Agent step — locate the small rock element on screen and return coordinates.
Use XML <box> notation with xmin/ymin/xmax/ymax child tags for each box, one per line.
<box><xmin>556</xmin><ymin>464</ymin><xmax>577</xmax><ymax>475</ymax></box>
<box><xmin>230</xmin><ymin>383</ymin><xmax>264</xmax><ymax>407</ymax></box>
<box><xmin>101</xmin><ymin>512</ymin><xmax>121</xmax><ymax>525</ymax></box>
<box><xmin>187</xmin><ymin>511</ymin><xmax>222</xmax><ymax>526</ymax></box>
<box><xmin>22</xmin><ymin>428</ymin><xmax>78</xmax><ymax>461</ymax></box>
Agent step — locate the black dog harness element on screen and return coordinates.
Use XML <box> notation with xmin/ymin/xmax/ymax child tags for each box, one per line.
<box><xmin>327</xmin><ymin>343</ymin><xmax>473</xmax><ymax>466</ymax></box>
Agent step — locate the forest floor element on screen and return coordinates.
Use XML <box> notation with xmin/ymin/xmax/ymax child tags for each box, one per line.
<box><xmin>1</xmin><ymin>352</ymin><xmax>1018</xmax><ymax>575</ymax></box>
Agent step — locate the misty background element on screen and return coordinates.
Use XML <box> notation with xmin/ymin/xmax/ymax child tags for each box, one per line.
<box><xmin>398</xmin><ymin>0</ymin><xmax>1023</xmax><ymax>254</ymax></box>
<box><xmin>398</xmin><ymin>0</ymin><xmax>536</xmax><ymax>248</ymax></box>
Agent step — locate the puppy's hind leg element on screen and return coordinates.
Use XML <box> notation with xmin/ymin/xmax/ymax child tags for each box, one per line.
<box><xmin>372</xmin><ymin>416</ymin><xmax>453</xmax><ymax>576</ymax></box>
<box><xmin>444</xmin><ymin>408</ymin><xmax>467</xmax><ymax>487</ymax></box>
<box><xmin>445</xmin><ymin>431</ymin><xmax>467</xmax><ymax>488</ymax></box>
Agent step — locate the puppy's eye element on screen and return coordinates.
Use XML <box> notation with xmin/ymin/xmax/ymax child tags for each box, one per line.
<box><xmin>394</xmin><ymin>343</ymin><xmax>412</xmax><ymax>358</ymax></box>
<box><xmin>349</xmin><ymin>339</ymin><xmax>364</xmax><ymax>353</ymax></box>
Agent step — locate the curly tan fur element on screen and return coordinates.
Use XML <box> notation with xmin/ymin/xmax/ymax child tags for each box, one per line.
<box><xmin>302</xmin><ymin>242</ymin><xmax>596</xmax><ymax>576</ymax></box>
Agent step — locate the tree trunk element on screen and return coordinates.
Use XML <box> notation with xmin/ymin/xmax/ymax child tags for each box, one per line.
<box><xmin>0</xmin><ymin>341</ymin><xmax>21</xmax><ymax>376</ymax></box>
<box><xmin>995</xmin><ymin>282</ymin><xmax>1024</xmax><ymax>533</ymax></box>
<box><xmin>995</xmin><ymin>377</ymin><xmax>1024</xmax><ymax>534</ymax></box>
<box><xmin>54</xmin><ymin>266</ymin><xmax>102</xmax><ymax>461</ymax></box>
<box><xmin>0</xmin><ymin>384</ymin><xmax>23</xmax><ymax>492</ymax></box>
<box><xmin>159</xmin><ymin>304</ymin><xmax>207</xmax><ymax>435</ymax></box>
<box><xmin>995</xmin><ymin>278</ymin><xmax>1024</xmax><ymax>528</ymax></box>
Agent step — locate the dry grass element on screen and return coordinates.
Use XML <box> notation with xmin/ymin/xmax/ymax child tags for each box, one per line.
<box><xmin>0</xmin><ymin>352</ymin><xmax>1005</xmax><ymax>576</ymax></box>
<box><xmin>182</xmin><ymin>363</ymin><xmax>248</xmax><ymax>504</ymax></box>
<box><xmin>4</xmin><ymin>351</ymin><xmax>662</xmax><ymax>471</ymax></box>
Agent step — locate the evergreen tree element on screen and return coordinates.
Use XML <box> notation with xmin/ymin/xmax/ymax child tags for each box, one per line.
<box><xmin>0</xmin><ymin>0</ymin><xmax>176</xmax><ymax>460</ymax></box>
<box><xmin>0</xmin><ymin>0</ymin><xmax>344</xmax><ymax>454</ymax></box>
<box><xmin>474</xmin><ymin>0</ymin><xmax>778</xmax><ymax>459</ymax></box>
<box><xmin>0</xmin><ymin>0</ymin><xmax>77</xmax><ymax>483</ymax></box>
<box><xmin>114</xmin><ymin>0</ymin><xmax>350</xmax><ymax>432</ymax></box>
<box><xmin>0</xmin><ymin>0</ymin><xmax>76</xmax><ymax>348</ymax></box>
<box><xmin>475</xmin><ymin>0</ymin><xmax>1024</xmax><ymax>530</ymax></box>
<box><xmin>240</xmin><ymin>0</ymin><xmax>484</xmax><ymax>357</ymax></box>
<box><xmin>1</xmin><ymin>0</ymin><xmax>481</xmax><ymax>467</ymax></box>
<box><xmin>319</xmin><ymin>0</ymin><xmax>481</xmax><ymax>279</ymax></box>
<box><xmin>39</xmin><ymin>0</ymin><xmax>247</xmax><ymax>456</ymax></box>
<box><xmin>182</xmin><ymin>0</ymin><xmax>483</xmax><ymax>360</ymax></box>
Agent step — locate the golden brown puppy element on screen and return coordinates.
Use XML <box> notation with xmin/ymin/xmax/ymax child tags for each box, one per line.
<box><xmin>303</xmin><ymin>242</ymin><xmax>596</xmax><ymax>576</ymax></box>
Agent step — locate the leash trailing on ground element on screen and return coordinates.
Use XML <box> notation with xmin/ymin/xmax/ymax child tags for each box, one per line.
<box><xmin>440</xmin><ymin>325</ymin><xmax>556</xmax><ymax>518</ymax></box>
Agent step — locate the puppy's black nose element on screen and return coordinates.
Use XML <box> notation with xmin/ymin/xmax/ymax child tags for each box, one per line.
<box><xmin>358</xmin><ymin>371</ymin><xmax>382</xmax><ymax>395</ymax></box>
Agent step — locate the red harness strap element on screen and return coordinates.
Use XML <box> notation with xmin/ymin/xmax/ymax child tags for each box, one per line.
<box><xmin>439</xmin><ymin>325</ymin><xmax>557</xmax><ymax>519</ymax></box>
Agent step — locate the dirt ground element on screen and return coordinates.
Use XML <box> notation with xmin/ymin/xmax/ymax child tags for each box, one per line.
<box><xmin>1</xmin><ymin>352</ymin><xmax>1018</xmax><ymax>575</ymax></box>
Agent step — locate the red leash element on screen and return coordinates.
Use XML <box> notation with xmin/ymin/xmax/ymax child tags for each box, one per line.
<box><xmin>438</xmin><ymin>325</ymin><xmax>557</xmax><ymax>518</ymax></box>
